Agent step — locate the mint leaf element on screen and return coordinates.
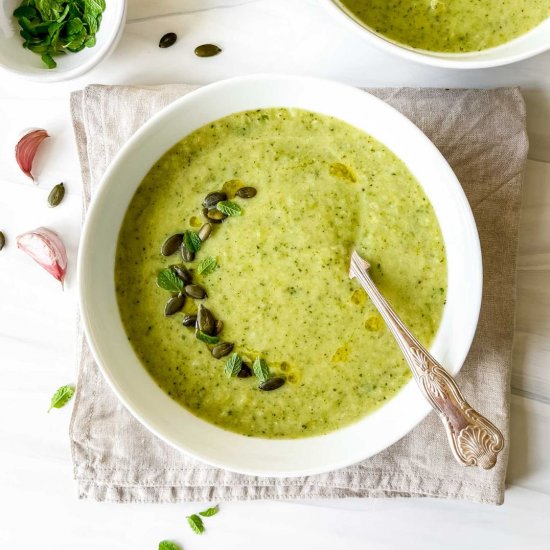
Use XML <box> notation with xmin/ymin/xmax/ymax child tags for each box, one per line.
<box><xmin>13</xmin><ymin>6</ymin><xmax>37</xmax><ymax>19</ymax></box>
<box><xmin>157</xmin><ymin>268</ymin><xmax>184</xmax><ymax>293</ymax></box>
<box><xmin>35</xmin><ymin>0</ymin><xmax>65</xmax><ymax>20</ymax></box>
<box><xmin>187</xmin><ymin>514</ymin><xmax>204</xmax><ymax>535</ymax></box>
<box><xmin>184</xmin><ymin>230</ymin><xmax>202</xmax><ymax>254</ymax></box>
<box><xmin>41</xmin><ymin>53</ymin><xmax>56</xmax><ymax>69</ymax></box>
<box><xmin>159</xmin><ymin>541</ymin><xmax>181</xmax><ymax>550</ymax></box>
<box><xmin>253</xmin><ymin>357</ymin><xmax>270</xmax><ymax>383</ymax></box>
<box><xmin>197</xmin><ymin>256</ymin><xmax>217</xmax><ymax>276</ymax></box>
<box><xmin>196</xmin><ymin>330</ymin><xmax>219</xmax><ymax>345</ymax></box>
<box><xmin>224</xmin><ymin>353</ymin><xmax>242</xmax><ymax>378</ymax></box>
<box><xmin>65</xmin><ymin>17</ymin><xmax>84</xmax><ymax>36</ymax></box>
<box><xmin>216</xmin><ymin>201</ymin><xmax>242</xmax><ymax>217</ymax></box>
<box><xmin>199</xmin><ymin>505</ymin><xmax>219</xmax><ymax>517</ymax></box>
<box><xmin>48</xmin><ymin>384</ymin><xmax>75</xmax><ymax>412</ymax></box>
<box><xmin>14</xmin><ymin>0</ymin><xmax>105</xmax><ymax>68</ymax></box>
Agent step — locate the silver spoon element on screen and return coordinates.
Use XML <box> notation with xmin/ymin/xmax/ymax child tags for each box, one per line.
<box><xmin>349</xmin><ymin>250</ymin><xmax>504</xmax><ymax>469</ymax></box>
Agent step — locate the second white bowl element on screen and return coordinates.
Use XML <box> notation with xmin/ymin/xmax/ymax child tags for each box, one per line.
<box><xmin>325</xmin><ymin>0</ymin><xmax>550</xmax><ymax>69</ymax></box>
<box><xmin>0</xmin><ymin>0</ymin><xmax>126</xmax><ymax>82</ymax></box>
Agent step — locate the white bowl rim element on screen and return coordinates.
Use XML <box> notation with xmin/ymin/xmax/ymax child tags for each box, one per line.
<box><xmin>77</xmin><ymin>74</ymin><xmax>483</xmax><ymax>477</ymax></box>
<box><xmin>0</xmin><ymin>0</ymin><xmax>126</xmax><ymax>82</ymax></box>
<box><xmin>324</xmin><ymin>0</ymin><xmax>550</xmax><ymax>69</ymax></box>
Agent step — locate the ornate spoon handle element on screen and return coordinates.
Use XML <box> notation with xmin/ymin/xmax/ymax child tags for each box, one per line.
<box><xmin>349</xmin><ymin>251</ymin><xmax>504</xmax><ymax>469</ymax></box>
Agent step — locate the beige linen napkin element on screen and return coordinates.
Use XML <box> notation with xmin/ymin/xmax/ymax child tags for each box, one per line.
<box><xmin>70</xmin><ymin>85</ymin><xmax>527</xmax><ymax>505</ymax></box>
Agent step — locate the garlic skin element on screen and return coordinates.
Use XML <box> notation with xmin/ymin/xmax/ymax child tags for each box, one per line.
<box><xmin>15</xmin><ymin>129</ymin><xmax>49</xmax><ymax>181</ymax></box>
<box><xmin>16</xmin><ymin>227</ymin><xmax>67</xmax><ymax>286</ymax></box>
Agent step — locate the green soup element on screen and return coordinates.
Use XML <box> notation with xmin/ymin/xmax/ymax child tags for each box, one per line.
<box><xmin>115</xmin><ymin>108</ymin><xmax>447</xmax><ymax>439</ymax></box>
<box><xmin>338</xmin><ymin>0</ymin><xmax>550</xmax><ymax>53</ymax></box>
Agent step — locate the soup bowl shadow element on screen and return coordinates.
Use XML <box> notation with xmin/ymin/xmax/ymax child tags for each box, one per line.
<box><xmin>78</xmin><ymin>75</ymin><xmax>482</xmax><ymax>477</ymax></box>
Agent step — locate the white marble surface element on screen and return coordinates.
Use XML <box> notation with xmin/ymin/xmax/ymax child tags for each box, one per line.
<box><xmin>1</xmin><ymin>1</ymin><xmax>550</xmax><ymax>548</ymax></box>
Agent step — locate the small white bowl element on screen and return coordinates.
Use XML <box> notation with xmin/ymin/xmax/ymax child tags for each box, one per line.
<box><xmin>325</xmin><ymin>0</ymin><xmax>550</xmax><ymax>69</ymax></box>
<box><xmin>0</xmin><ymin>0</ymin><xmax>126</xmax><ymax>82</ymax></box>
<box><xmin>78</xmin><ymin>75</ymin><xmax>482</xmax><ymax>477</ymax></box>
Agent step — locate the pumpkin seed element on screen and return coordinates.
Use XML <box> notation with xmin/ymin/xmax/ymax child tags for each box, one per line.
<box><xmin>198</xmin><ymin>223</ymin><xmax>212</xmax><ymax>242</ymax></box>
<box><xmin>215</xmin><ymin>319</ymin><xmax>223</xmax><ymax>335</ymax></box>
<box><xmin>202</xmin><ymin>191</ymin><xmax>227</xmax><ymax>209</ymax></box>
<box><xmin>211</xmin><ymin>342</ymin><xmax>234</xmax><ymax>359</ymax></box>
<box><xmin>201</xmin><ymin>207</ymin><xmax>220</xmax><ymax>224</ymax></box>
<box><xmin>185</xmin><ymin>284</ymin><xmax>207</xmax><ymax>300</ymax></box>
<box><xmin>237</xmin><ymin>363</ymin><xmax>253</xmax><ymax>378</ymax></box>
<box><xmin>48</xmin><ymin>183</ymin><xmax>65</xmax><ymax>207</ymax></box>
<box><xmin>194</xmin><ymin>43</ymin><xmax>222</xmax><ymax>57</ymax></box>
<box><xmin>161</xmin><ymin>233</ymin><xmax>183</xmax><ymax>256</ymax></box>
<box><xmin>159</xmin><ymin>32</ymin><xmax>177</xmax><ymax>48</ymax></box>
<box><xmin>259</xmin><ymin>377</ymin><xmax>285</xmax><ymax>391</ymax></box>
<box><xmin>181</xmin><ymin>243</ymin><xmax>195</xmax><ymax>262</ymax></box>
<box><xmin>182</xmin><ymin>314</ymin><xmax>197</xmax><ymax>327</ymax></box>
<box><xmin>206</xmin><ymin>208</ymin><xmax>226</xmax><ymax>222</ymax></box>
<box><xmin>0</xmin><ymin>231</ymin><xmax>5</xmax><ymax>251</ymax></box>
<box><xmin>197</xmin><ymin>304</ymin><xmax>215</xmax><ymax>334</ymax></box>
<box><xmin>164</xmin><ymin>294</ymin><xmax>185</xmax><ymax>316</ymax></box>
<box><xmin>171</xmin><ymin>264</ymin><xmax>192</xmax><ymax>284</ymax></box>
<box><xmin>236</xmin><ymin>186</ymin><xmax>257</xmax><ymax>199</ymax></box>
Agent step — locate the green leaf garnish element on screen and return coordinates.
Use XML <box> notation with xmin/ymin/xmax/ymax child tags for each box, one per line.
<box><xmin>157</xmin><ymin>268</ymin><xmax>184</xmax><ymax>293</ymax></box>
<box><xmin>224</xmin><ymin>353</ymin><xmax>242</xmax><ymax>378</ymax></box>
<box><xmin>253</xmin><ymin>357</ymin><xmax>270</xmax><ymax>383</ymax></box>
<box><xmin>197</xmin><ymin>256</ymin><xmax>218</xmax><ymax>276</ymax></box>
<box><xmin>184</xmin><ymin>230</ymin><xmax>202</xmax><ymax>253</ymax></box>
<box><xmin>216</xmin><ymin>200</ymin><xmax>242</xmax><ymax>217</ymax></box>
<box><xmin>196</xmin><ymin>330</ymin><xmax>219</xmax><ymax>345</ymax></box>
<box><xmin>41</xmin><ymin>53</ymin><xmax>56</xmax><ymax>69</ymax></box>
<box><xmin>187</xmin><ymin>514</ymin><xmax>204</xmax><ymax>535</ymax></box>
<box><xmin>13</xmin><ymin>0</ymin><xmax>106</xmax><ymax>69</ymax></box>
<box><xmin>159</xmin><ymin>541</ymin><xmax>181</xmax><ymax>550</ymax></box>
<box><xmin>199</xmin><ymin>505</ymin><xmax>219</xmax><ymax>517</ymax></box>
<box><xmin>48</xmin><ymin>384</ymin><xmax>75</xmax><ymax>412</ymax></box>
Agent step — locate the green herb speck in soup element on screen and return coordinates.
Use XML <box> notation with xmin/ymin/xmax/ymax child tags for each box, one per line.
<box><xmin>115</xmin><ymin>108</ymin><xmax>447</xmax><ymax>439</ymax></box>
<box><xmin>338</xmin><ymin>0</ymin><xmax>550</xmax><ymax>53</ymax></box>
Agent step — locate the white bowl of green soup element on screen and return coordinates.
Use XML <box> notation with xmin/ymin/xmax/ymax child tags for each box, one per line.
<box><xmin>326</xmin><ymin>0</ymin><xmax>550</xmax><ymax>68</ymax></box>
<box><xmin>78</xmin><ymin>75</ymin><xmax>482</xmax><ymax>476</ymax></box>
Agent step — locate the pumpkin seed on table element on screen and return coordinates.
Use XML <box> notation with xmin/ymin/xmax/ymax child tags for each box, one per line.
<box><xmin>48</xmin><ymin>183</ymin><xmax>65</xmax><ymax>207</ymax></box>
<box><xmin>202</xmin><ymin>191</ymin><xmax>227</xmax><ymax>210</ymax></box>
<box><xmin>159</xmin><ymin>32</ymin><xmax>177</xmax><ymax>48</ymax></box>
<box><xmin>211</xmin><ymin>342</ymin><xmax>234</xmax><ymax>359</ymax></box>
<box><xmin>236</xmin><ymin>186</ymin><xmax>257</xmax><ymax>199</ymax></box>
<box><xmin>194</xmin><ymin>44</ymin><xmax>222</xmax><ymax>58</ymax></box>
<box><xmin>185</xmin><ymin>284</ymin><xmax>207</xmax><ymax>300</ymax></box>
<box><xmin>164</xmin><ymin>294</ymin><xmax>185</xmax><ymax>316</ymax></box>
<box><xmin>197</xmin><ymin>304</ymin><xmax>215</xmax><ymax>334</ymax></box>
<box><xmin>161</xmin><ymin>233</ymin><xmax>183</xmax><ymax>256</ymax></box>
<box><xmin>0</xmin><ymin>231</ymin><xmax>5</xmax><ymax>251</ymax></box>
<box><xmin>259</xmin><ymin>377</ymin><xmax>285</xmax><ymax>391</ymax></box>
<box><xmin>171</xmin><ymin>264</ymin><xmax>192</xmax><ymax>284</ymax></box>
<box><xmin>182</xmin><ymin>314</ymin><xmax>197</xmax><ymax>327</ymax></box>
